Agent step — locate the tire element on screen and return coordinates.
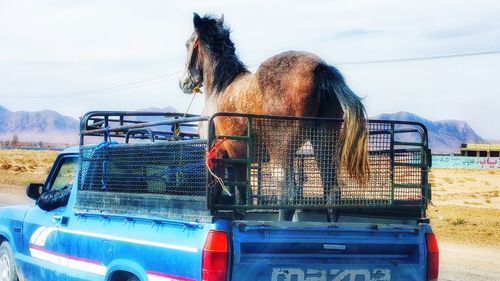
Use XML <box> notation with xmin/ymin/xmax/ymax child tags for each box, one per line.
<box><xmin>0</xmin><ymin>241</ymin><xmax>18</xmax><ymax>281</ymax></box>
<box><xmin>125</xmin><ymin>276</ymin><xmax>139</xmax><ymax>281</ymax></box>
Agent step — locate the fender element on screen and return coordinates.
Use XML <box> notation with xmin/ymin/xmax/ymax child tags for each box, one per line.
<box><xmin>0</xmin><ymin>225</ymin><xmax>15</xmax><ymax>246</ymax></box>
<box><xmin>106</xmin><ymin>259</ymin><xmax>148</xmax><ymax>281</ymax></box>
<box><xmin>0</xmin><ymin>204</ymin><xmax>30</xmax><ymax>253</ymax></box>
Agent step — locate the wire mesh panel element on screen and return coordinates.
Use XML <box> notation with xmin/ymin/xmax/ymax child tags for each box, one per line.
<box><xmin>76</xmin><ymin>140</ymin><xmax>209</xmax><ymax>218</ymax></box>
<box><xmin>76</xmin><ymin>111</ymin><xmax>429</xmax><ymax>218</ymax></box>
<box><xmin>208</xmin><ymin>113</ymin><xmax>430</xmax><ymax>210</ymax></box>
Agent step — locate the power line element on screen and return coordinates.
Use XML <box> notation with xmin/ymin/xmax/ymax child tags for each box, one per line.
<box><xmin>2</xmin><ymin>71</ymin><xmax>181</xmax><ymax>99</ymax></box>
<box><xmin>3</xmin><ymin>49</ymin><xmax>500</xmax><ymax>99</ymax></box>
<box><xmin>336</xmin><ymin>50</ymin><xmax>500</xmax><ymax>65</ymax></box>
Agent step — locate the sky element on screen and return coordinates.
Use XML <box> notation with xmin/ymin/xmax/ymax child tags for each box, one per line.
<box><xmin>1</xmin><ymin>0</ymin><xmax>500</xmax><ymax>139</ymax></box>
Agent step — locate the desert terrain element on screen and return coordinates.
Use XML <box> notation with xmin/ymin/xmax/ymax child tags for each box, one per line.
<box><xmin>428</xmin><ymin>169</ymin><xmax>500</xmax><ymax>247</ymax></box>
<box><xmin>1</xmin><ymin>149</ymin><xmax>499</xmax><ymax>280</ymax></box>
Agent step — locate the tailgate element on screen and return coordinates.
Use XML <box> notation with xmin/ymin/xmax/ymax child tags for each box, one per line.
<box><xmin>230</xmin><ymin>221</ymin><xmax>426</xmax><ymax>281</ymax></box>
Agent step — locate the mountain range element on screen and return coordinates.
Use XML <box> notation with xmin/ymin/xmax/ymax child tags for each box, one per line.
<box><xmin>0</xmin><ymin>105</ymin><xmax>79</xmax><ymax>144</ymax></box>
<box><xmin>372</xmin><ymin>112</ymin><xmax>485</xmax><ymax>153</ymax></box>
<box><xmin>0</xmin><ymin>105</ymin><xmax>489</xmax><ymax>153</ymax></box>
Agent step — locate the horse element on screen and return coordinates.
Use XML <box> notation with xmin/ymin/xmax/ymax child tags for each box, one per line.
<box><xmin>179</xmin><ymin>13</ymin><xmax>369</xmax><ymax>221</ymax></box>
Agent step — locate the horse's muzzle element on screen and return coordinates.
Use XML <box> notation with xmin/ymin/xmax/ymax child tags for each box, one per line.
<box><xmin>179</xmin><ymin>78</ymin><xmax>195</xmax><ymax>94</ymax></box>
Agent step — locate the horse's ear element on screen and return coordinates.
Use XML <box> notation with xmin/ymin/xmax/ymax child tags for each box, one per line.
<box><xmin>217</xmin><ymin>14</ymin><xmax>224</xmax><ymax>26</ymax></box>
<box><xmin>193</xmin><ymin>12</ymin><xmax>202</xmax><ymax>28</ymax></box>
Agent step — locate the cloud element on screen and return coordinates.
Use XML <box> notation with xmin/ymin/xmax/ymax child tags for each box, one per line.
<box><xmin>326</xmin><ymin>29</ymin><xmax>384</xmax><ymax>40</ymax></box>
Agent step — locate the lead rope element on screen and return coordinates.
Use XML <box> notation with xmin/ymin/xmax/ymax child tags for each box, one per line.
<box><xmin>176</xmin><ymin>85</ymin><xmax>231</xmax><ymax>196</ymax></box>
<box><xmin>173</xmin><ymin>84</ymin><xmax>202</xmax><ymax>137</ymax></box>
<box><xmin>191</xmin><ymin>84</ymin><xmax>232</xmax><ymax>196</ymax></box>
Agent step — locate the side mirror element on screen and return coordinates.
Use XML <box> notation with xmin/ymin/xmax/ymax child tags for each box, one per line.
<box><xmin>26</xmin><ymin>183</ymin><xmax>44</xmax><ymax>201</ymax></box>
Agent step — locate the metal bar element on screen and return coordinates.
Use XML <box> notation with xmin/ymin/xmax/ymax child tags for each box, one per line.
<box><xmin>369</xmin><ymin>130</ymin><xmax>392</xmax><ymax>135</ymax></box>
<box><xmin>390</xmin><ymin>123</ymin><xmax>395</xmax><ymax>204</ymax></box>
<box><xmin>206</xmin><ymin>117</ymin><xmax>216</xmax><ymax>210</ymax></box>
<box><xmin>147</xmin><ymin>130</ymin><xmax>198</xmax><ymax>138</ymax></box>
<box><xmin>256</xmin><ymin>163</ymin><xmax>263</xmax><ymax>204</ymax></box>
<box><xmin>421</xmin><ymin>147</ymin><xmax>429</xmax><ymax>216</ymax></box>
<box><xmin>82</xmin><ymin>116</ymin><xmax>208</xmax><ymax>135</ymax></box>
<box><xmin>370</xmin><ymin>148</ymin><xmax>424</xmax><ymax>155</ymax></box>
<box><xmin>211</xmin><ymin>112</ymin><xmax>429</xmax><ymax>130</ymax></box>
<box><xmin>394</xmin><ymin>129</ymin><xmax>424</xmax><ymax>134</ymax></box>
<box><xmin>211</xmin><ymin>204</ymin><xmax>425</xmax><ymax>210</ymax></box>
<box><xmin>104</xmin><ymin>115</ymin><xmax>109</xmax><ymax>142</ymax></box>
<box><xmin>87</xmin><ymin>118</ymin><xmax>196</xmax><ymax>128</ymax></box>
<box><xmin>393</xmin><ymin>162</ymin><xmax>426</xmax><ymax>168</ymax></box>
<box><xmin>222</xmin><ymin>181</ymin><xmax>247</xmax><ymax>187</ymax></box>
<box><xmin>393</xmin><ymin>141</ymin><xmax>425</xmax><ymax>147</ymax></box>
<box><xmin>87</xmin><ymin>120</ymin><xmax>106</xmax><ymax>128</ymax></box>
<box><xmin>83</xmin><ymin>131</ymin><xmax>198</xmax><ymax>141</ymax></box>
<box><xmin>89</xmin><ymin>118</ymin><xmax>160</xmax><ymax>126</ymax></box>
<box><xmin>393</xmin><ymin>183</ymin><xmax>422</xmax><ymax>188</ymax></box>
<box><xmin>215</xmin><ymin>135</ymin><xmax>249</xmax><ymax>140</ymax></box>
<box><xmin>125</xmin><ymin>129</ymin><xmax>155</xmax><ymax>143</ymax></box>
<box><xmin>246</xmin><ymin>117</ymin><xmax>253</xmax><ymax>206</ymax></box>
<box><xmin>82</xmin><ymin>111</ymin><xmax>198</xmax><ymax>120</ymax></box>
<box><xmin>214</xmin><ymin>158</ymin><xmax>248</xmax><ymax>164</ymax></box>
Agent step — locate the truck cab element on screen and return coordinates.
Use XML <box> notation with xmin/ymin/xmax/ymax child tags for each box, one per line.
<box><xmin>0</xmin><ymin>111</ymin><xmax>439</xmax><ymax>281</ymax></box>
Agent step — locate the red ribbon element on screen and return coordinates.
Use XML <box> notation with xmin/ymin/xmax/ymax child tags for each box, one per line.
<box><xmin>206</xmin><ymin>137</ymin><xmax>227</xmax><ymax>170</ymax></box>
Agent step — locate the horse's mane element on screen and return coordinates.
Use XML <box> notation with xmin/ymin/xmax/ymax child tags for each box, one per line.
<box><xmin>194</xmin><ymin>14</ymin><xmax>248</xmax><ymax>93</ymax></box>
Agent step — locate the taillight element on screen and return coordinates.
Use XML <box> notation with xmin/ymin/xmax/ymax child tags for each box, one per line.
<box><xmin>426</xmin><ymin>233</ymin><xmax>439</xmax><ymax>281</ymax></box>
<box><xmin>202</xmin><ymin>230</ymin><xmax>228</xmax><ymax>281</ymax></box>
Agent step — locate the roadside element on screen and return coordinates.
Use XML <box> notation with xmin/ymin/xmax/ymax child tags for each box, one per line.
<box><xmin>430</xmin><ymin>168</ymin><xmax>500</xmax><ymax>280</ymax></box>
<box><xmin>0</xmin><ymin>184</ymin><xmax>32</xmax><ymax>206</ymax></box>
<box><xmin>439</xmin><ymin>241</ymin><xmax>500</xmax><ymax>281</ymax></box>
<box><xmin>428</xmin><ymin>205</ymin><xmax>500</xmax><ymax>246</ymax></box>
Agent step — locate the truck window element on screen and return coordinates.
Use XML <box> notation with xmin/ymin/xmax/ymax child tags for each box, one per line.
<box><xmin>49</xmin><ymin>157</ymin><xmax>79</xmax><ymax>191</ymax></box>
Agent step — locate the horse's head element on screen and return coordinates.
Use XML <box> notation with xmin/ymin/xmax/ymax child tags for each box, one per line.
<box><xmin>179</xmin><ymin>13</ymin><xmax>225</xmax><ymax>94</ymax></box>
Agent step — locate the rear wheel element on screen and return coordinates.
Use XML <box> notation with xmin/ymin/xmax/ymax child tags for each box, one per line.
<box><xmin>0</xmin><ymin>241</ymin><xmax>18</xmax><ymax>281</ymax></box>
<box><xmin>125</xmin><ymin>276</ymin><xmax>139</xmax><ymax>281</ymax></box>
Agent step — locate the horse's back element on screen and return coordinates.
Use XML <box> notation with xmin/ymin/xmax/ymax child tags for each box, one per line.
<box><xmin>254</xmin><ymin>51</ymin><xmax>324</xmax><ymax>116</ymax></box>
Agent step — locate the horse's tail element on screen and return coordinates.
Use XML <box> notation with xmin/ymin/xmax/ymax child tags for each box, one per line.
<box><xmin>313</xmin><ymin>63</ymin><xmax>370</xmax><ymax>183</ymax></box>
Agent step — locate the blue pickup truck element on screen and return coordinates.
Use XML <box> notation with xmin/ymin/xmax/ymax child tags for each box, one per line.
<box><xmin>0</xmin><ymin>111</ymin><xmax>439</xmax><ymax>281</ymax></box>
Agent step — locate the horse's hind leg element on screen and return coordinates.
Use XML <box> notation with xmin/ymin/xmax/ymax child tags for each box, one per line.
<box><xmin>233</xmin><ymin>164</ymin><xmax>248</xmax><ymax>205</ymax></box>
<box><xmin>310</xmin><ymin>121</ymin><xmax>341</xmax><ymax>221</ymax></box>
<box><xmin>276</xmin><ymin>160</ymin><xmax>294</xmax><ymax>221</ymax></box>
<box><xmin>276</xmin><ymin>139</ymin><xmax>302</xmax><ymax>221</ymax></box>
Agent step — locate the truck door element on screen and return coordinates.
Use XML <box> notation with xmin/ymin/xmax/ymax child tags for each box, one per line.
<box><xmin>20</xmin><ymin>154</ymin><xmax>78</xmax><ymax>281</ymax></box>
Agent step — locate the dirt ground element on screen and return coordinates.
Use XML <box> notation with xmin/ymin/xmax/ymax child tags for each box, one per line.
<box><xmin>439</xmin><ymin>241</ymin><xmax>500</xmax><ymax>281</ymax></box>
<box><xmin>427</xmin><ymin>168</ymin><xmax>500</xmax><ymax>280</ymax></box>
<box><xmin>429</xmin><ymin>169</ymin><xmax>500</xmax><ymax>246</ymax></box>
<box><xmin>0</xmin><ymin>184</ymin><xmax>32</xmax><ymax>206</ymax></box>
<box><xmin>1</xmin><ymin>150</ymin><xmax>500</xmax><ymax>280</ymax></box>
<box><xmin>0</xmin><ymin>149</ymin><xmax>58</xmax><ymax>186</ymax></box>
<box><xmin>430</xmin><ymin>168</ymin><xmax>500</xmax><ymax>208</ymax></box>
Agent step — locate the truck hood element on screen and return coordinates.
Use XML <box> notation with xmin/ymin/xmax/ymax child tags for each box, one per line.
<box><xmin>0</xmin><ymin>204</ymin><xmax>34</xmax><ymax>222</ymax></box>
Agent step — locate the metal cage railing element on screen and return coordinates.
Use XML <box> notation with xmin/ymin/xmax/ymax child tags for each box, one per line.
<box><xmin>207</xmin><ymin>113</ymin><xmax>431</xmax><ymax>213</ymax></box>
<box><xmin>79</xmin><ymin>111</ymin><xmax>207</xmax><ymax>145</ymax></box>
<box><xmin>76</xmin><ymin>111</ymin><xmax>431</xmax><ymax>219</ymax></box>
<box><xmin>76</xmin><ymin>111</ymin><xmax>211</xmax><ymax>219</ymax></box>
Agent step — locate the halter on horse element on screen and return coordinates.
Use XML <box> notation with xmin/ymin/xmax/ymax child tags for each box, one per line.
<box><xmin>179</xmin><ymin>13</ymin><xmax>369</xmax><ymax>221</ymax></box>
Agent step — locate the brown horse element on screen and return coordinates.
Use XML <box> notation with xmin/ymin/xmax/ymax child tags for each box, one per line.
<box><xmin>179</xmin><ymin>13</ymin><xmax>369</xmax><ymax>220</ymax></box>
